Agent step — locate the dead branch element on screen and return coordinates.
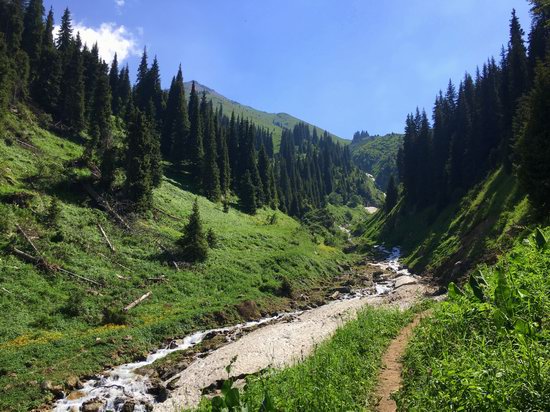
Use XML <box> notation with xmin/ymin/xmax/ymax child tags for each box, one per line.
<box><xmin>116</xmin><ymin>274</ymin><xmax>129</xmax><ymax>281</ymax></box>
<box><xmin>15</xmin><ymin>139</ymin><xmax>40</xmax><ymax>153</ymax></box>
<box><xmin>123</xmin><ymin>292</ymin><xmax>152</xmax><ymax>312</ymax></box>
<box><xmin>147</xmin><ymin>276</ymin><xmax>167</xmax><ymax>283</ymax></box>
<box><xmin>154</xmin><ymin>207</ymin><xmax>181</xmax><ymax>221</ymax></box>
<box><xmin>1</xmin><ymin>287</ymin><xmax>13</xmax><ymax>295</ymax></box>
<box><xmin>83</xmin><ymin>184</ymin><xmax>131</xmax><ymax>231</ymax></box>
<box><xmin>16</xmin><ymin>224</ymin><xmax>40</xmax><ymax>256</ymax></box>
<box><xmin>11</xmin><ymin>247</ymin><xmax>101</xmax><ymax>286</ymax></box>
<box><xmin>172</xmin><ymin>261</ymin><xmax>180</xmax><ymax>271</ymax></box>
<box><xmin>98</xmin><ymin>224</ymin><xmax>116</xmax><ymax>252</ymax></box>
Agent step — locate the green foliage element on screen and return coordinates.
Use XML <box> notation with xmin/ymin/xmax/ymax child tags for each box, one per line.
<box><xmin>178</xmin><ymin>199</ymin><xmax>209</xmax><ymax>262</ymax></box>
<box><xmin>207</xmin><ymin>228</ymin><xmax>218</xmax><ymax>249</ymax></box>
<box><xmin>397</xmin><ymin>228</ymin><xmax>550</xmax><ymax>411</ymax></box>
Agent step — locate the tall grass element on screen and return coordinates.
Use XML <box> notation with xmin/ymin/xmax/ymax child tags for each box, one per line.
<box><xmin>396</xmin><ymin>228</ymin><xmax>550</xmax><ymax>411</ymax></box>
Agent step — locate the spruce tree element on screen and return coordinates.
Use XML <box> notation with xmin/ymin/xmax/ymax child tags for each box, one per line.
<box><xmin>178</xmin><ymin>198</ymin><xmax>208</xmax><ymax>262</ymax></box>
<box><xmin>257</xmin><ymin>145</ymin><xmax>272</xmax><ymax>205</ymax></box>
<box><xmin>0</xmin><ymin>34</ymin><xmax>10</xmax><ymax>127</ymax></box>
<box><xmin>22</xmin><ymin>0</ymin><xmax>44</xmax><ymax>84</ymax></box>
<box><xmin>60</xmin><ymin>33</ymin><xmax>85</xmax><ymax>132</ymax></box>
<box><xmin>202</xmin><ymin>104</ymin><xmax>221</xmax><ymax>202</ymax></box>
<box><xmin>117</xmin><ymin>65</ymin><xmax>132</xmax><ymax>119</ymax></box>
<box><xmin>162</xmin><ymin>65</ymin><xmax>189</xmax><ymax>161</ymax></box>
<box><xmin>188</xmin><ymin>82</ymin><xmax>204</xmax><ymax>178</ymax></box>
<box><xmin>33</xmin><ymin>7</ymin><xmax>61</xmax><ymax>114</ymax></box>
<box><xmin>126</xmin><ymin>110</ymin><xmax>154</xmax><ymax>211</ymax></box>
<box><xmin>240</xmin><ymin>170</ymin><xmax>257</xmax><ymax>214</ymax></box>
<box><xmin>109</xmin><ymin>53</ymin><xmax>120</xmax><ymax>115</ymax></box>
<box><xmin>218</xmin><ymin>127</ymin><xmax>231</xmax><ymax>197</ymax></box>
<box><xmin>517</xmin><ymin>58</ymin><xmax>550</xmax><ymax>214</ymax></box>
<box><xmin>503</xmin><ymin>9</ymin><xmax>529</xmax><ymax>170</ymax></box>
<box><xmin>56</xmin><ymin>8</ymin><xmax>73</xmax><ymax>60</ymax></box>
<box><xmin>385</xmin><ymin>175</ymin><xmax>398</xmax><ymax>212</ymax></box>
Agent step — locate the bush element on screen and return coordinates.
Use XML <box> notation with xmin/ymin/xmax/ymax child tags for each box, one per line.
<box><xmin>207</xmin><ymin>228</ymin><xmax>218</xmax><ymax>248</ymax></box>
<box><xmin>62</xmin><ymin>291</ymin><xmax>84</xmax><ymax>317</ymax></box>
<box><xmin>102</xmin><ymin>307</ymin><xmax>128</xmax><ymax>325</ymax></box>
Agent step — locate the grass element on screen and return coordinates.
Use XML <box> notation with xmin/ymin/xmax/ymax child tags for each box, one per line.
<box><xmin>357</xmin><ymin>167</ymin><xmax>533</xmax><ymax>277</ymax></box>
<box><xmin>196</xmin><ymin>305</ymin><xmax>420</xmax><ymax>412</ymax></box>
<box><xmin>396</xmin><ymin>227</ymin><xmax>550</xmax><ymax>411</ymax></box>
<box><xmin>0</xmin><ymin>109</ymin><xmax>355</xmax><ymax>411</ymax></box>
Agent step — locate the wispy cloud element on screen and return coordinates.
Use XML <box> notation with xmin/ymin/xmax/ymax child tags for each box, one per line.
<box><xmin>115</xmin><ymin>0</ymin><xmax>125</xmax><ymax>7</ymax></box>
<box><xmin>54</xmin><ymin>22</ymin><xmax>139</xmax><ymax>63</ymax></box>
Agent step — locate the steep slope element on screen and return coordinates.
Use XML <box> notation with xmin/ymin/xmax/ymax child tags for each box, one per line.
<box><xmin>0</xmin><ymin>109</ymin><xmax>353</xmax><ymax>411</ymax></box>
<box><xmin>184</xmin><ymin>82</ymin><xmax>349</xmax><ymax>148</ymax></box>
<box><xmin>358</xmin><ymin>167</ymin><xmax>533</xmax><ymax>281</ymax></box>
<box><xmin>350</xmin><ymin>133</ymin><xmax>403</xmax><ymax>190</ymax></box>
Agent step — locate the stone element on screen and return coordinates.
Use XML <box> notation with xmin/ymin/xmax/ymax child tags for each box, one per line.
<box><xmin>394</xmin><ymin>276</ymin><xmax>417</xmax><ymax>289</ymax></box>
<box><xmin>81</xmin><ymin>399</ymin><xmax>104</xmax><ymax>412</ymax></box>
<box><xmin>66</xmin><ymin>391</ymin><xmax>85</xmax><ymax>400</ymax></box>
<box><xmin>147</xmin><ymin>379</ymin><xmax>169</xmax><ymax>402</ymax></box>
<box><xmin>166</xmin><ymin>376</ymin><xmax>180</xmax><ymax>390</ymax></box>
<box><xmin>65</xmin><ymin>376</ymin><xmax>83</xmax><ymax>390</ymax></box>
<box><xmin>122</xmin><ymin>400</ymin><xmax>136</xmax><ymax>412</ymax></box>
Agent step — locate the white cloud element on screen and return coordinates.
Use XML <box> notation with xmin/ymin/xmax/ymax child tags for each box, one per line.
<box><xmin>55</xmin><ymin>22</ymin><xmax>139</xmax><ymax>63</ymax></box>
<box><xmin>115</xmin><ymin>0</ymin><xmax>125</xmax><ymax>7</ymax></box>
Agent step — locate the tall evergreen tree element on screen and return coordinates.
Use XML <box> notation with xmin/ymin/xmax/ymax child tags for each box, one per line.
<box><xmin>202</xmin><ymin>104</ymin><xmax>221</xmax><ymax>202</ymax></box>
<box><xmin>33</xmin><ymin>7</ymin><xmax>61</xmax><ymax>113</ymax></box>
<box><xmin>517</xmin><ymin>57</ymin><xmax>550</xmax><ymax>214</ymax></box>
<box><xmin>385</xmin><ymin>175</ymin><xmax>398</xmax><ymax>212</ymax></box>
<box><xmin>162</xmin><ymin>65</ymin><xmax>189</xmax><ymax>161</ymax></box>
<box><xmin>56</xmin><ymin>8</ymin><xmax>73</xmax><ymax>59</ymax></box>
<box><xmin>22</xmin><ymin>0</ymin><xmax>44</xmax><ymax>84</ymax></box>
<box><xmin>257</xmin><ymin>145</ymin><xmax>273</xmax><ymax>205</ymax></box>
<box><xmin>502</xmin><ymin>9</ymin><xmax>529</xmax><ymax>170</ymax></box>
<box><xmin>188</xmin><ymin>82</ymin><xmax>204</xmax><ymax>178</ymax></box>
<box><xmin>109</xmin><ymin>53</ymin><xmax>120</xmax><ymax>115</ymax></box>
<box><xmin>125</xmin><ymin>110</ymin><xmax>154</xmax><ymax>211</ymax></box>
<box><xmin>60</xmin><ymin>33</ymin><xmax>85</xmax><ymax>132</ymax></box>
<box><xmin>178</xmin><ymin>199</ymin><xmax>208</xmax><ymax>262</ymax></box>
<box><xmin>240</xmin><ymin>170</ymin><xmax>257</xmax><ymax>214</ymax></box>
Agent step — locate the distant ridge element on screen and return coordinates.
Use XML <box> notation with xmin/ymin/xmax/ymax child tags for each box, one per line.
<box><xmin>184</xmin><ymin>81</ymin><xmax>349</xmax><ymax>148</ymax></box>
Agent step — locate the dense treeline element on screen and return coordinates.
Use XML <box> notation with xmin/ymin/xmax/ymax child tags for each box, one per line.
<box><xmin>0</xmin><ymin>1</ymin><xmax>375</xmax><ymax>216</ymax></box>
<box><xmin>395</xmin><ymin>2</ymin><xmax>550</xmax><ymax>215</ymax></box>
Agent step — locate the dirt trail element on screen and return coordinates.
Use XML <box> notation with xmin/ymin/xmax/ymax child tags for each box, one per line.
<box><xmin>374</xmin><ymin>311</ymin><xmax>430</xmax><ymax>412</ymax></box>
<box><xmin>154</xmin><ymin>283</ymin><xmax>428</xmax><ymax>412</ymax></box>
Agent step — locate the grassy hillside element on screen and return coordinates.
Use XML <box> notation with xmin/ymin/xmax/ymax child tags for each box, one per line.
<box><xmin>397</xmin><ymin>227</ymin><xmax>549</xmax><ymax>410</ymax></box>
<box><xmin>358</xmin><ymin>168</ymin><xmax>535</xmax><ymax>280</ymax></box>
<box><xmin>184</xmin><ymin>82</ymin><xmax>349</xmax><ymax>149</ymax></box>
<box><xmin>0</xmin><ymin>109</ymin><xmax>353</xmax><ymax>411</ymax></box>
<box><xmin>350</xmin><ymin>133</ymin><xmax>403</xmax><ymax>190</ymax></box>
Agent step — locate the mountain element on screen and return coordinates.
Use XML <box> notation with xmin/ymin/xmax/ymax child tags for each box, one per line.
<box><xmin>184</xmin><ymin>81</ymin><xmax>349</xmax><ymax>148</ymax></box>
<box><xmin>350</xmin><ymin>133</ymin><xmax>403</xmax><ymax>191</ymax></box>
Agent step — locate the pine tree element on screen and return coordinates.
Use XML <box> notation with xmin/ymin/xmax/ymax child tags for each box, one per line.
<box><xmin>257</xmin><ymin>145</ymin><xmax>272</xmax><ymax>205</ymax></box>
<box><xmin>503</xmin><ymin>9</ymin><xmax>529</xmax><ymax>170</ymax></box>
<box><xmin>109</xmin><ymin>53</ymin><xmax>120</xmax><ymax>115</ymax></box>
<box><xmin>188</xmin><ymin>82</ymin><xmax>204</xmax><ymax>178</ymax></box>
<box><xmin>33</xmin><ymin>7</ymin><xmax>61</xmax><ymax>114</ymax></box>
<box><xmin>90</xmin><ymin>63</ymin><xmax>115</xmax><ymax>189</ymax></box>
<box><xmin>162</xmin><ymin>65</ymin><xmax>189</xmax><ymax>161</ymax></box>
<box><xmin>83</xmin><ymin>43</ymin><xmax>100</xmax><ymax>127</ymax></box>
<box><xmin>22</xmin><ymin>0</ymin><xmax>45</xmax><ymax>84</ymax></box>
<box><xmin>178</xmin><ymin>198</ymin><xmax>208</xmax><ymax>262</ymax></box>
<box><xmin>517</xmin><ymin>58</ymin><xmax>550</xmax><ymax>214</ymax></box>
<box><xmin>125</xmin><ymin>110</ymin><xmax>154</xmax><ymax>211</ymax></box>
<box><xmin>218</xmin><ymin>127</ymin><xmax>231</xmax><ymax>197</ymax></box>
<box><xmin>385</xmin><ymin>175</ymin><xmax>398</xmax><ymax>212</ymax></box>
<box><xmin>202</xmin><ymin>104</ymin><xmax>221</xmax><ymax>202</ymax></box>
<box><xmin>240</xmin><ymin>170</ymin><xmax>257</xmax><ymax>214</ymax></box>
<box><xmin>0</xmin><ymin>34</ymin><xmax>10</xmax><ymax>127</ymax></box>
<box><xmin>60</xmin><ymin>33</ymin><xmax>85</xmax><ymax>132</ymax></box>
<box><xmin>56</xmin><ymin>8</ymin><xmax>73</xmax><ymax>60</ymax></box>
<box><xmin>117</xmin><ymin>64</ymin><xmax>132</xmax><ymax>119</ymax></box>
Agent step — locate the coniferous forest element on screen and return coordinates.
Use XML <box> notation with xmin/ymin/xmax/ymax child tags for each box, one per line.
<box><xmin>0</xmin><ymin>1</ymin><xmax>377</xmax><ymax>219</ymax></box>
<box><xmin>396</xmin><ymin>5</ymin><xmax>550</xmax><ymax>215</ymax></box>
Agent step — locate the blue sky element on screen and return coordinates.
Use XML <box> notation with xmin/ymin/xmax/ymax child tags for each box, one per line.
<box><xmin>47</xmin><ymin>0</ymin><xmax>532</xmax><ymax>138</ymax></box>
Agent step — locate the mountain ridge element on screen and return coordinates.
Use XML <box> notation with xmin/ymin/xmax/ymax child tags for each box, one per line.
<box><xmin>184</xmin><ymin>81</ymin><xmax>349</xmax><ymax>148</ymax></box>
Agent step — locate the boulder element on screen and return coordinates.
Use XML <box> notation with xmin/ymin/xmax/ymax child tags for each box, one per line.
<box><xmin>65</xmin><ymin>376</ymin><xmax>83</xmax><ymax>390</ymax></box>
<box><xmin>394</xmin><ymin>276</ymin><xmax>417</xmax><ymax>289</ymax></box>
<box><xmin>81</xmin><ymin>398</ymin><xmax>104</xmax><ymax>412</ymax></box>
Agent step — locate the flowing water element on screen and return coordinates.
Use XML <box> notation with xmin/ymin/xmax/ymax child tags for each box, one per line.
<box><xmin>53</xmin><ymin>247</ymin><xmax>408</xmax><ymax>412</ymax></box>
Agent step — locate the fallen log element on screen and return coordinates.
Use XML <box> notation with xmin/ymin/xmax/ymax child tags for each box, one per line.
<box><xmin>11</xmin><ymin>247</ymin><xmax>101</xmax><ymax>286</ymax></box>
<box><xmin>154</xmin><ymin>207</ymin><xmax>181</xmax><ymax>221</ymax></box>
<box><xmin>15</xmin><ymin>139</ymin><xmax>40</xmax><ymax>153</ymax></box>
<box><xmin>16</xmin><ymin>224</ymin><xmax>40</xmax><ymax>256</ymax></box>
<box><xmin>98</xmin><ymin>224</ymin><xmax>116</xmax><ymax>252</ymax></box>
<box><xmin>123</xmin><ymin>292</ymin><xmax>152</xmax><ymax>312</ymax></box>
